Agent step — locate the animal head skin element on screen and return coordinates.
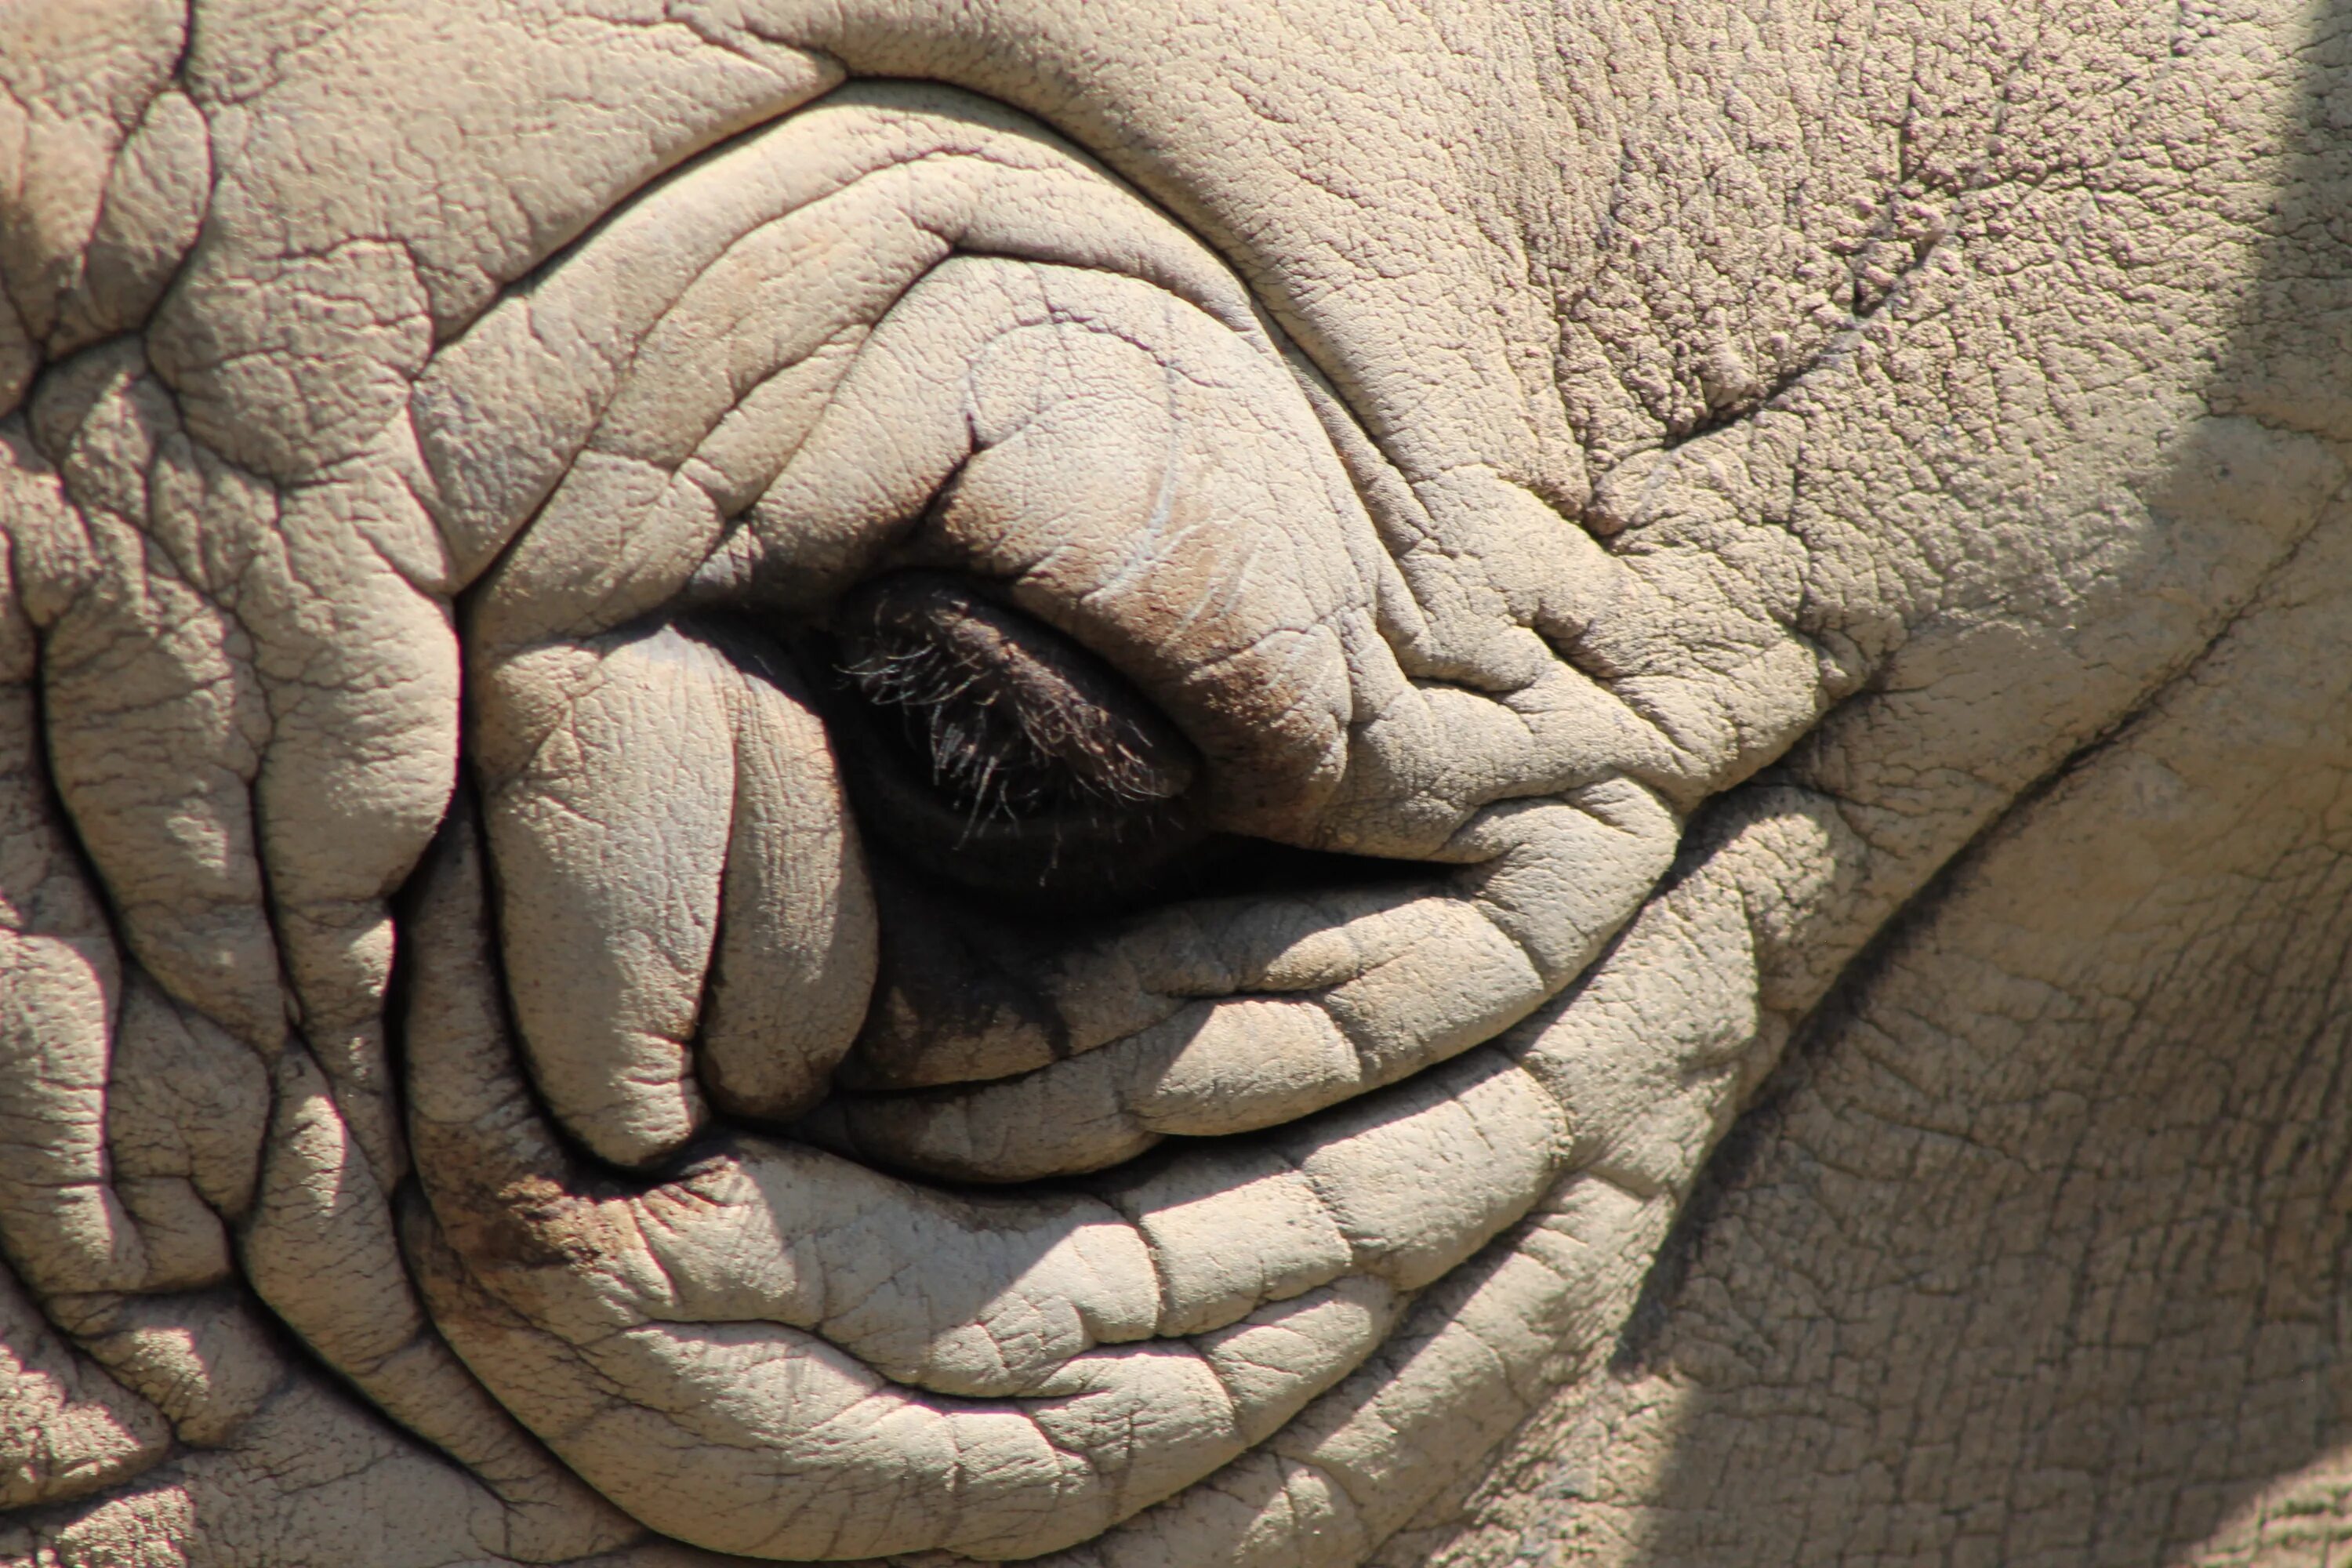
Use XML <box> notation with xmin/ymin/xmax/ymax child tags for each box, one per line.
<box><xmin>2</xmin><ymin>2</ymin><xmax>2347</xmax><ymax>1565</ymax></box>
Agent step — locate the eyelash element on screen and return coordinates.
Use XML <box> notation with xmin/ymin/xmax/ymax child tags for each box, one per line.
<box><xmin>838</xmin><ymin>632</ymin><xmax>1178</xmax><ymax>822</ymax></box>
<box><xmin>826</xmin><ymin>575</ymin><xmax>1196</xmax><ymax>826</ymax></box>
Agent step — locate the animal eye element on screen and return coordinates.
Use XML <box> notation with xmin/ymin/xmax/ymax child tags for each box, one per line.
<box><xmin>833</xmin><ymin>574</ymin><xmax>1194</xmax><ymax>816</ymax></box>
<box><xmin>818</xmin><ymin>573</ymin><xmax>1207</xmax><ymax>905</ymax></box>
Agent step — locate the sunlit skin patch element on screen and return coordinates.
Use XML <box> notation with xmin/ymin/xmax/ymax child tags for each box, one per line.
<box><xmin>31</xmin><ymin>22</ymin><xmax>2319</xmax><ymax>1555</ymax></box>
<box><xmin>0</xmin><ymin>75</ymin><xmax>1705</xmax><ymax>1566</ymax></box>
<box><xmin>403</xmin><ymin>88</ymin><xmax>1683</xmax><ymax>1559</ymax></box>
<box><xmin>0</xmin><ymin>3</ymin><xmax>2337</xmax><ymax>1562</ymax></box>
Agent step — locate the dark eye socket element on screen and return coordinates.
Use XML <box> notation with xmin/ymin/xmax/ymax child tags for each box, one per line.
<box><xmin>815</xmin><ymin>573</ymin><xmax>1207</xmax><ymax>907</ymax></box>
<box><xmin>832</xmin><ymin>575</ymin><xmax>1194</xmax><ymax>821</ymax></box>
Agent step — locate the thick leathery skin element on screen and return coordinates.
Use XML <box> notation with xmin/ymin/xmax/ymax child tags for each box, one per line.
<box><xmin>2</xmin><ymin>5</ymin><xmax>2348</xmax><ymax>1566</ymax></box>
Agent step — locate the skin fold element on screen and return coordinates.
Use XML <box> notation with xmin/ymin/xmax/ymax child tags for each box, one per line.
<box><xmin>0</xmin><ymin>1</ymin><xmax>2346</xmax><ymax>1565</ymax></box>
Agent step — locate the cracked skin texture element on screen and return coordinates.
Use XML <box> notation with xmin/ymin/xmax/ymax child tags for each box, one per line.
<box><xmin>0</xmin><ymin>0</ymin><xmax>2347</xmax><ymax>1563</ymax></box>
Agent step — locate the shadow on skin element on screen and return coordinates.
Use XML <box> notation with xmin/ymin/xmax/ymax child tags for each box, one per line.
<box><xmin>1443</xmin><ymin>6</ymin><xmax>2352</xmax><ymax>1561</ymax></box>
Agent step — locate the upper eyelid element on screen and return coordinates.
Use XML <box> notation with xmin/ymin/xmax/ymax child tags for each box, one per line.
<box><xmin>416</xmin><ymin>94</ymin><xmax>1269</xmax><ymax>593</ymax></box>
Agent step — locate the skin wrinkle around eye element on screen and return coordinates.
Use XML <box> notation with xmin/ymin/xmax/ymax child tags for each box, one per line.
<box><xmin>416</xmin><ymin>95</ymin><xmax>1268</xmax><ymax>601</ymax></box>
<box><xmin>403</xmin><ymin>806</ymin><xmax>1574</xmax><ymax>1557</ymax></box>
<box><xmin>463</xmin><ymin>243</ymin><xmax>1390</xmax><ymax>1166</ymax></box>
<box><xmin>9</xmin><ymin>64</ymin><xmax>1929</xmax><ymax>1568</ymax></box>
<box><xmin>718</xmin><ymin>255</ymin><xmax>1370</xmax><ymax>836</ymax></box>
<box><xmin>369</xmin><ymin>82</ymin><xmax>1711</xmax><ymax>1563</ymax></box>
<box><xmin>0</xmin><ymin>0</ymin><xmax>2330</xmax><ymax>1558</ymax></box>
<box><xmin>8</xmin><ymin>64</ymin><xmax>1957</xmax><ymax>1568</ymax></box>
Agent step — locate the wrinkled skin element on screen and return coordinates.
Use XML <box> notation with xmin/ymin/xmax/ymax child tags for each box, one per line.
<box><xmin>2</xmin><ymin>1</ymin><xmax>2349</xmax><ymax>1564</ymax></box>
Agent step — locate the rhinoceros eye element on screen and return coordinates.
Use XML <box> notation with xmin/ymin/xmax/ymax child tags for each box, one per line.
<box><xmin>817</xmin><ymin>573</ymin><xmax>1207</xmax><ymax>905</ymax></box>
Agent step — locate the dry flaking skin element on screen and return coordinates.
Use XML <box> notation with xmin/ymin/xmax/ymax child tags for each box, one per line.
<box><xmin>0</xmin><ymin>2</ymin><xmax>2347</xmax><ymax>1566</ymax></box>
